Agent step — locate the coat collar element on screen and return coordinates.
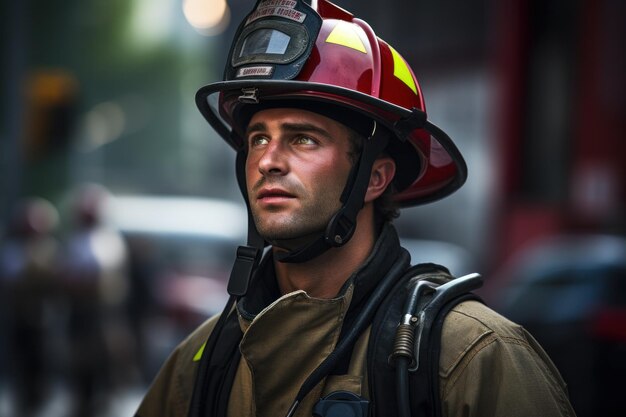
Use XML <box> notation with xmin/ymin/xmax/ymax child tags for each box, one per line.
<box><xmin>237</xmin><ymin>223</ymin><xmax>408</xmax><ymax>321</ymax></box>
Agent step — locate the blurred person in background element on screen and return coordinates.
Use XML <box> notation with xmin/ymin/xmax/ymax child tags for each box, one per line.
<box><xmin>136</xmin><ymin>1</ymin><xmax>575</xmax><ymax>417</ymax></box>
<box><xmin>124</xmin><ymin>233</ymin><xmax>163</xmax><ymax>385</ymax></box>
<box><xmin>0</xmin><ymin>197</ymin><xmax>61</xmax><ymax>417</ymax></box>
<box><xmin>59</xmin><ymin>183</ymin><xmax>135</xmax><ymax>417</ymax></box>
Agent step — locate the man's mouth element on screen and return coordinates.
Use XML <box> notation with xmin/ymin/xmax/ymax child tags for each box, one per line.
<box><xmin>257</xmin><ymin>188</ymin><xmax>296</xmax><ymax>201</ymax></box>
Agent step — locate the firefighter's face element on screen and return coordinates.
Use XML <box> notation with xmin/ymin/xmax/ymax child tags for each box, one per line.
<box><xmin>245</xmin><ymin>108</ymin><xmax>354</xmax><ymax>249</ymax></box>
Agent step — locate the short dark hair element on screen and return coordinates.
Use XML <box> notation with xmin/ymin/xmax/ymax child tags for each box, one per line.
<box><xmin>346</xmin><ymin>129</ymin><xmax>400</xmax><ymax>226</ymax></box>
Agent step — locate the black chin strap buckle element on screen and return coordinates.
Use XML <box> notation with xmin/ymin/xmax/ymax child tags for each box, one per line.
<box><xmin>313</xmin><ymin>391</ymin><xmax>369</xmax><ymax>417</ymax></box>
<box><xmin>227</xmin><ymin>245</ymin><xmax>262</xmax><ymax>297</ymax></box>
<box><xmin>325</xmin><ymin>208</ymin><xmax>356</xmax><ymax>247</ymax></box>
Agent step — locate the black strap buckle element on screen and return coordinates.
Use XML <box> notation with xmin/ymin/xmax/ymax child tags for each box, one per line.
<box><xmin>227</xmin><ymin>245</ymin><xmax>262</xmax><ymax>297</ymax></box>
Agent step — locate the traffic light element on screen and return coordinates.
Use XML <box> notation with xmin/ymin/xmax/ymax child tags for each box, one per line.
<box><xmin>23</xmin><ymin>70</ymin><xmax>79</xmax><ymax>159</ymax></box>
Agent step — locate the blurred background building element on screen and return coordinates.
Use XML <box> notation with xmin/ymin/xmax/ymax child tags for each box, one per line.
<box><xmin>1</xmin><ymin>0</ymin><xmax>624</xmax><ymax>416</ymax></box>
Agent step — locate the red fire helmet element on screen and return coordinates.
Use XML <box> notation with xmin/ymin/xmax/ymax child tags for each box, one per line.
<box><xmin>196</xmin><ymin>0</ymin><xmax>466</xmax><ymax>207</ymax></box>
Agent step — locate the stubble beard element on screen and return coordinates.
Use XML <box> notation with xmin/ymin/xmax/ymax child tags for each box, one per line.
<box><xmin>252</xmin><ymin>203</ymin><xmax>338</xmax><ymax>249</ymax></box>
<box><xmin>249</xmin><ymin>178</ymin><xmax>342</xmax><ymax>250</ymax></box>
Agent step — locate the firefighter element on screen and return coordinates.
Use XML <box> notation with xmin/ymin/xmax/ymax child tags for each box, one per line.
<box><xmin>136</xmin><ymin>1</ymin><xmax>575</xmax><ymax>416</ymax></box>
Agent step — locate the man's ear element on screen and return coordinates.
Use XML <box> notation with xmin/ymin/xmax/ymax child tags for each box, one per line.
<box><xmin>365</xmin><ymin>156</ymin><xmax>396</xmax><ymax>203</ymax></box>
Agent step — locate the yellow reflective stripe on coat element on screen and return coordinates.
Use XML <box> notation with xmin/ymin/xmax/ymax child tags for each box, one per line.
<box><xmin>193</xmin><ymin>342</ymin><xmax>206</xmax><ymax>362</ymax></box>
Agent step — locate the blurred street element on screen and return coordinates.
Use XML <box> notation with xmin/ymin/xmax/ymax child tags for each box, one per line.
<box><xmin>0</xmin><ymin>383</ymin><xmax>144</xmax><ymax>417</ymax></box>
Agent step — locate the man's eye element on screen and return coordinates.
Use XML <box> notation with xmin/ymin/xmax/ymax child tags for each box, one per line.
<box><xmin>294</xmin><ymin>136</ymin><xmax>316</xmax><ymax>145</ymax></box>
<box><xmin>250</xmin><ymin>136</ymin><xmax>269</xmax><ymax>146</ymax></box>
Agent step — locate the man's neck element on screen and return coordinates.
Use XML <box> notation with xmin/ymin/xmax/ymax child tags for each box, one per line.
<box><xmin>272</xmin><ymin>205</ymin><xmax>377</xmax><ymax>299</ymax></box>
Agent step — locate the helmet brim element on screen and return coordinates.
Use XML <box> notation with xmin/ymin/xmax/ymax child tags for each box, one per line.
<box><xmin>195</xmin><ymin>79</ymin><xmax>467</xmax><ymax>207</ymax></box>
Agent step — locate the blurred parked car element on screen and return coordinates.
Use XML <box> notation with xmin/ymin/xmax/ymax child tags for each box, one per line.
<box><xmin>489</xmin><ymin>234</ymin><xmax>626</xmax><ymax>417</ymax></box>
<box><xmin>103</xmin><ymin>195</ymin><xmax>247</xmax><ymax>378</ymax></box>
<box><xmin>105</xmin><ymin>194</ymin><xmax>247</xmax><ymax>314</ymax></box>
<box><xmin>400</xmin><ymin>237</ymin><xmax>476</xmax><ymax>277</ymax></box>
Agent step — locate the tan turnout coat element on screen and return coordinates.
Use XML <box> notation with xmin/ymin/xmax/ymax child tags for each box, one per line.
<box><xmin>136</xmin><ymin>227</ymin><xmax>575</xmax><ymax>417</ymax></box>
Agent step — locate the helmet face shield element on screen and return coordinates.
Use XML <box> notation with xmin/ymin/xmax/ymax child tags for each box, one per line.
<box><xmin>234</xmin><ymin>22</ymin><xmax>306</xmax><ymax>66</ymax></box>
<box><xmin>225</xmin><ymin>0</ymin><xmax>322</xmax><ymax>81</ymax></box>
<box><xmin>240</xmin><ymin>28</ymin><xmax>291</xmax><ymax>57</ymax></box>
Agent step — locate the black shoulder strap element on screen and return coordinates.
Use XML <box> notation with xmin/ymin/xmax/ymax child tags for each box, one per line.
<box><xmin>414</xmin><ymin>292</ymin><xmax>481</xmax><ymax>417</ymax></box>
<box><xmin>368</xmin><ymin>265</ymin><xmax>483</xmax><ymax>417</ymax></box>
<box><xmin>188</xmin><ymin>300</ymin><xmax>243</xmax><ymax>417</ymax></box>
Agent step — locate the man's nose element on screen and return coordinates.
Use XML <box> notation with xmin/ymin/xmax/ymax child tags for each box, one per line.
<box><xmin>258</xmin><ymin>141</ymin><xmax>288</xmax><ymax>176</ymax></box>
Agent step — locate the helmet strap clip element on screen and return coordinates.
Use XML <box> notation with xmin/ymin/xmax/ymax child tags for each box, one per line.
<box><xmin>238</xmin><ymin>87</ymin><xmax>260</xmax><ymax>104</ymax></box>
<box><xmin>393</xmin><ymin>107</ymin><xmax>427</xmax><ymax>139</ymax></box>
